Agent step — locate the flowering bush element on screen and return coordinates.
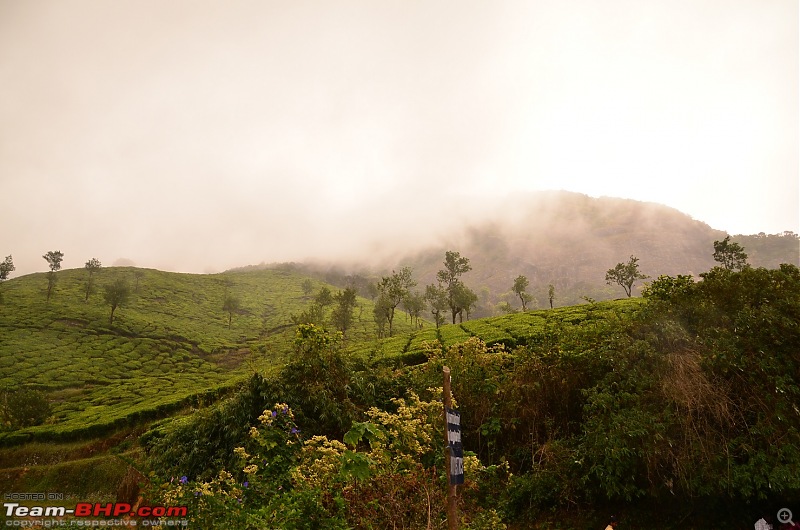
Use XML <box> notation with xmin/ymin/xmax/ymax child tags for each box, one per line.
<box><xmin>157</xmin><ymin>469</ymin><xmax>246</xmax><ymax>528</ymax></box>
<box><xmin>154</xmin><ymin>402</ymin><xmax>303</xmax><ymax>527</ymax></box>
<box><xmin>154</xmin><ymin>391</ymin><xmax>510</xmax><ymax>528</ymax></box>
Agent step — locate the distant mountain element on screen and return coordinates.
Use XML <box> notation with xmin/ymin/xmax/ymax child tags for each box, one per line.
<box><xmin>394</xmin><ymin>192</ymin><xmax>798</xmax><ymax>310</ymax></box>
<box><xmin>268</xmin><ymin>192</ymin><xmax>797</xmax><ymax>314</ymax></box>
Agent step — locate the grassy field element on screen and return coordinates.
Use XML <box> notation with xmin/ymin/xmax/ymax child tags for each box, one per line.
<box><xmin>0</xmin><ymin>267</ymin><xmax>418</xmax><ymax>444</ymax></box>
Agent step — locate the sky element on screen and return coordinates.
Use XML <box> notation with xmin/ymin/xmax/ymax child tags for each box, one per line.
<box><xmin>1</xmin><ymin>0</ymin><xmax>797</xmax><ymax>276</ymax></box>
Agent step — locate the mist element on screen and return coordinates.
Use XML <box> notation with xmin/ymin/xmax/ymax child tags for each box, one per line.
<box><xmin>1</xmin><ymin>1</ymin><xmax>797</xmax><ymax>277</ymax></box>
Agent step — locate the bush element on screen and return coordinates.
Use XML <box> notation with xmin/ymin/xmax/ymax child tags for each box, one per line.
<box><xmin>1</xmin><ymin>388</ymin><xmax>52</xmax><ymax>427</ymax></box>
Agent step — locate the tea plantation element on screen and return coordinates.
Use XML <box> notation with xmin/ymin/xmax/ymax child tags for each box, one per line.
<box><xmin>0</xmin><ymin>267</ymin><xmax>417</xmax><ymax>444</ymax></box>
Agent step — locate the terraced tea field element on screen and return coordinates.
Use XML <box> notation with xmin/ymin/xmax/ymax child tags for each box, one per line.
<box><xmin>0</xmin><ymin>267</ymin><xmax>417</xmax><ymax>444</ymax></box>
<box><xmin>357</xmin><ymin>297</ymin><xmax>644</xmax><ymax>366</ymax></box>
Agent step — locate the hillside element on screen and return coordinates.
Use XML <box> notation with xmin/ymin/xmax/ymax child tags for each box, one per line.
<box><xmin>2</xmin><ymin>263</ymin><xmax>798</xmax><ymax>528</ymax></box>
<box><xmin>137</xmin><ymin>264</ymin><xmax>800</xmax><ymax>528</ymax></box>
<box><xmin>0</xmin><ymin>267</ymin><xmax>417</xmax><ymax>444</ymax></box>
<box><xmin>398</xmin><ymin>192</ymin><xmax>798</xmax><ymax>306</ymax></box>
<box><xmin>0</xmin><ymin>283</ymin><xmax>643</xmax><ymax>514</ymax></box>
<box><xmin>281</xmin><ymin>192</ymin><xmax>798</xmax><ymax>312</ymax></box>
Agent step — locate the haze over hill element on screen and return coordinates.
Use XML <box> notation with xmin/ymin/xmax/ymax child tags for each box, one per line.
<box><xmin>243</xmin><ymin>192</ymin><xmax>800</xmax><ymax>310</ymax></box>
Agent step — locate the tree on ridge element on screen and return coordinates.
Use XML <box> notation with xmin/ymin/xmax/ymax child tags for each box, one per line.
<box><xmin>84</xmin><ymin>258</ymin><xmax>102</xmax><ymax>301</ymax></box>
<box><xmin>713</xmin><ymin>236</ymin><xmax>749</xmax><ymax>271</ymax></box>
<box><xmin>605</xmin><ymin>255</ymin><xmax>649</xmax><ymax>298</ymax></box>
<box><xmin>43</xmin><ymin>250</ymin><xmax>64</xmax><ymax>301</ymax></box>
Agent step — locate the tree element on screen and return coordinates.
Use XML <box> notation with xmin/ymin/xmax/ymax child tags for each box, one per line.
<box><xmin>372</xmin><ymin>295</ymin><xmax>392</xmax><ymax>338</ymax></box>
<box><xmin>713</xmin><ymin>236</ymin><xmax>749</xmax><ymax>271</ymax></box>
<box><xmin>291</xmin><ymin>303</ymin><xmax>325</xmax><ymax>327</ymax></box>
<box><xmin>496</xmin><ymin>301</ymin><xmax>516</xmax><ymax>314</ymax></box>
<box><xmin>104</xmin><ymin>277</ymin><xmax>131</xmax><ymax>325</ymax></box>
<box><xmin>314</xmin><ymin>286</ymin><xmax>334</xmax><ymax>307</ymax></box>
<box><xmin>0</xmin><ymin>255</ymin><xmax>14</xmax><ymax>302</ymax></box>
<box><xmin>0</xmin><ymin>255</ymin><xmax>14</xmax><ymax>282</ymax></box>
<box><xmin>301</xmin><ymin>278</ymin><xmax>314</xmax><ymax>296</ymax></box>
<box><xmin>283</xmin><ymin>323</ymin><xmax>354</xmax><ymax>435</ymax></box>
<box><xmin>222</xmin><ymin>293</ymin><xmax>241</xmax><ymax>329</ymax></box>
<box><xmin>437</xmin><ymin>251</ymin><xmax>473</xmax><ymax>324</ymax></box>
<box><xmin>376</xmin><ymin>267</ymin><xmax>416</xmax><ymax>336</ymax></box>
<box><xmin>424</xmin><ymin>283</ymin><xmax>449</xmax><ymax>328</ymax></box>
<box><xmin>43</xmin><ymin>250</ymin><xmax>64</xmax><ymax>301</ymax></box>
<box><xmin>548</xmin><ymin>284</ymin><xmax>555</xmax><ymax>309</ymax></box>
<box><xmin>453</xmin><ymin>282</ymin><xmax>478</xmax><ymax>322</ymax></box>
<box><xmin>133</xmin><ymin>270</ymin><xmax>146</xmax><ymax>293</ymax></box>
<box><xmin>331</xmin><ymin>287</ymin><xmax>358</xmax><ymax>336</ymax></box>
<box><xmin>512</xmin><ymin>275</ymin><xmax>532</xmax><ymax>311</ymax></box>
<box><xmin>402</xmin><ymin>291</ymin><xmax>425</xmax><ymax>329</ymax></box>
<box><xmin>365</xmin><ymin>282</ymin><xmax>379</xmax><ymax>301</ymax></box>
<box><xmin>605</xmin><ymin>255</ymin><xmax>649</xmax><ymax>297</ymax></box>
<box><xmin>84</xmin><ymin>258</ymin><xmax>102</xmax><ymax>302</ymax></box>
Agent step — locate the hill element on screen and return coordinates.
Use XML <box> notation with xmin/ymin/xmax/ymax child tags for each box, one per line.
<box><xmin>0</xmin><ymin>266</ymin><xmax>417</xmax><ymax>444</ymax></box>
<box><xmin>285</xmin><ymin>191</ymin><xmax>799</xmax><ymax>312</ymax></box>
<box><xmin>2</xmin><ymin>263</ymin><xmax>798</xmax><ymax>528</ymax></box>
<box><xmin>398</xmin><ymin>192</ymin><xmax>798</xmax><ymax>305</ymax></box>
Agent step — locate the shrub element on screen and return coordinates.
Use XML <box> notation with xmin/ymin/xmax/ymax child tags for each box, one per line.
<box><xmin>1</xmin><ymin>388</ymin><xmax>52</xmax><ymax>427</ymax></box>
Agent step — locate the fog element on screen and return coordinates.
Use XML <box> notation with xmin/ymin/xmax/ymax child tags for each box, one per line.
<box><xmin>1</xmin><ymin>0</ymin><xmax>797</xmax><ymax>277</ymax></box>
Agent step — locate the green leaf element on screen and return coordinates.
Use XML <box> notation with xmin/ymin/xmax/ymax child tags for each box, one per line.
<box><xmin>340</xmin><ymin>450</ymin><xmax>372</xmax><ymax>480</ymax></box>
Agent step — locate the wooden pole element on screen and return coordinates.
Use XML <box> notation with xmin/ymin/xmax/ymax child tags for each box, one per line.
<box><xmin>443</xmin><ymin>366</ymin><xmax>458</xmax><ymax>530</ymax></box>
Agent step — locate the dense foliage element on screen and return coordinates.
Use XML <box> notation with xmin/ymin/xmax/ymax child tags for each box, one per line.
<box><xmin>145</xmin><ymin>264</ymin><xmax>800</xmax><ymax>527</ymax></box>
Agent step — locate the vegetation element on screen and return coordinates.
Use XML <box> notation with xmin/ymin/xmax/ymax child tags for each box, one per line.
<box><xmin>375</xmin><ymin>267</ymin><xmax>416</xmax><ymax>337</ymax></box>
<box><xmin>43</xmin><ymin>250</ymin><xmax>63</xmax><ymax>301</ymax></box>
<box><xmin>1</xmin><ymin>388</ymin><xmax>51</xmax><ymax>427</ymax></box>
<box><xmin>222</xmin><ymin>292</ymin><xmax>241</xmax><ymax>329</ymax></box>
<box><xmin>314</xmin><ymin>285</ymin><xmax>333</xmax><ymax>308</ymax></box>
<box><xmin>138</xmin><ymin>262</ymin><xmax>799</xmax><ymax>527</ymax></box>
<box><xmin>0</xmin><ymin>266</ymin><xmax>418</xmax><ymax>447</ymax></box>
<box><xmin>511</xmin><ymin>274</ymin><xmax>532</xmax><ymax>311</ymax></box>
<box><xmin>424</xmin><ymin>283</ymin><xmax>449</xmax><ymax>328</ymax></box>
<box><xmin>0</xmin><ymin>255</ymin><xmax>13</xmax><ymax>283</ymax></box>
<box><xmin>84</xmin><ymin>258</ymin><xmax>102</xmax><ymax>302</ymax></box>
<box><xmin>605</xmin><ymin>254</ymin><xmax>649</xmax><ymax>297</ymax></box>
<box><xmin>330</xmin><ymin>287</ymin><xmax>357</xmax><ymax>336</ymax></box>
<box><xmin>401</xmin><ymin>290</ymin><xmax>425</xmax><ymax>329</ymax></box>
<box><xmin>713</xmin><ymin>234</ymin><xmax>749</xmax><ymax>270</ymax></box>
<box><xmin>103</xmin><ymin>277</ymin><xmax>131</xmax><ymax>325</ymax></box>
<box><xmin>437</xmin><ymin>250</ymin><xmax>476</xmax><ymax>324</ymax></box>
<box><xmin>0</xmin><ymin>255</ymin><xmax>13</xmax><ymax>302</ymax></box>
<box><xmin>2</xmin><ymin>237</ymin><xmax>799</xmax><ymax>527</ymax></box>
<box><xmin>732</xmin><ymin>231</ymin><xmax>798</xmax><ymax>269</ymax></box>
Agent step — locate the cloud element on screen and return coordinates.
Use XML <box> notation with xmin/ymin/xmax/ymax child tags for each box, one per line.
<box><xmin>0</xmin><ymin>0</ymin><xmax>796</xmax><ymax>276</ymax></box>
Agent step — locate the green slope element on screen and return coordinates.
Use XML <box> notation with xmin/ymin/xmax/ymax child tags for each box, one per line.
<box><xmin>354</xmin><ymin>297</ymin><xmax>643</xmax><ymax>368</ymax></box>
<box><xmin>0</xmin><ymin>267</ymin><xmax>416</xmax><ymax>444</ymax></box>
